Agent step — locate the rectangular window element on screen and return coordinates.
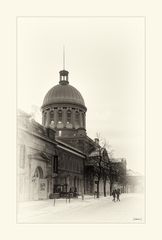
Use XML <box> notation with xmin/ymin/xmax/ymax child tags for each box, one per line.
<box><xmin>52</xmin><ymin>156</ymin><xmax>58</xmax><ymax>173</ymax></box>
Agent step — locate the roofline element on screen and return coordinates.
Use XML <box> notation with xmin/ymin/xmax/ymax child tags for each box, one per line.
<box><xmin>57</xmin><ymin>144</ymin><xmax>85</xmax><ymax>158</ymax></box>
<box><xmin>56</xmin><ymin>139</ymin><xmax>86</xmax><ymax>157</ymax></box>
<box><xmin>41</xmin><ymin>102</ymin><xmax>87</xmax><ymax>111</ymax></box>
<box><xmin>18</xmin><ymin>126</ymin><xmax>86</xmax><ymax>158</ymax></box>
<box><xmin>18</xmin><ymin>125</ymin><xmax>58</xmax><ymax>146</ymax></box>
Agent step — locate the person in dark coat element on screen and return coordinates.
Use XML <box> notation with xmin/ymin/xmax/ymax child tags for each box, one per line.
<box><xmin>116</xmin><ymin>188</ymin><xmax>120</xmax><ymax>201</ymax></box>
<box><xmin>74</xmin><ymin>187</ymin><xmax>78</xmax><ymax>198</ymax></box>
<box><xmin>112</xmin><ymin>189</ymin><xmax>116</xmax><ymax>202</ymax></box>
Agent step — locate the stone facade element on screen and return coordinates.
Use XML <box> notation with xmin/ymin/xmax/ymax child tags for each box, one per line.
<box><xmin>17</xmin><ymin>67</ymin><xmax>127</xmax><ymax>201</ymax></box>
<box><xmin>17</xmin><ymin>111</ymin><xmax>85</xmax><ymax>201</ymax></box>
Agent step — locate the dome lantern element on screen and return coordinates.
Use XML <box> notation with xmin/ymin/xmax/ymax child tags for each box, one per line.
<box><xmin>41</xmin><ymin>52</ymin><xmax>87</xmax><ymax>137</ymax></box>
<box><xmin>59</xmin><ymin>70</ymin><xmax>69</xmax><ymax>85</ymax></box>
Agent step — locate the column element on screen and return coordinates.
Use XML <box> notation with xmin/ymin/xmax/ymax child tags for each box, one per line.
<box><xmin>71</xmin><ymin>109</ymin><xmax>75</xmax><ymax>128</ymax></box>
<box><xmin>80</xmin><ymin>111</ymin><xmax>83</xmax><ymax>128</ymax></box>
<box><xmin>54</xmin><ymin>109</ymin><xmax>58</xmax><ymax>127</ymax></box>
<box><xmin>46</xmin><ymin>110</ymin><xmax>50</xmax><ymax>127</ymax></box>
<box><xmin>83</xmin><ymin>112</ymin><xmax>86</xmax><ymax>129</ymax></box>
<box><xmin>62</xmin><ymin>109</ymin><xmax>67</xmax><ymax>127</ymax></box>
<box><xmin>42</xmin><ymin>112</ymin><xmax>45</xmax><ymax>125</ymax></box>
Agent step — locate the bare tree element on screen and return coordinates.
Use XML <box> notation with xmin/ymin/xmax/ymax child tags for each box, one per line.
<box><xmin>96</xmin><ymin>134</ymin><xmax>115</xmax><ymax>197</ymax></box>
<box><xmin>90</xmin><ymin>133</ymin><xmax>110</xmax><ymax>198</ymax></box>
<box><xmin>108</xmin><ymin>160</ymin><xmax>127</xmax><ymax>195</ymax></box>
<box><xmin>89</xmin><ymin>133</ymin><xmax>127</xmax><ymax>197</ymax></box>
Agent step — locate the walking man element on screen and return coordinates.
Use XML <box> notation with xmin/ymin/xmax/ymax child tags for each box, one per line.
<box><xmin>116</xmin><ymin>188</ymin><xmax>120</xmax><ymax>201</ymax></box>
<box><xmin>112</xmin><ymin>189</ymin><xmax>116</xmax><ymax>202</ymax></box>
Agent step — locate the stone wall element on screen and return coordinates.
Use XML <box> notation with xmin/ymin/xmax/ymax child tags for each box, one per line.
<box><xmin>17</xmin><ymin>111</ymin><xmax>85</xmax><ymax>201</ymax></box>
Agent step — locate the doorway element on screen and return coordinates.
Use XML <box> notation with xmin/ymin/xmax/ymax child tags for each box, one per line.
<box><xmin>32</xmin><ymin>166</ymin><xmax>44</xmax><ymax>200</ymax></box>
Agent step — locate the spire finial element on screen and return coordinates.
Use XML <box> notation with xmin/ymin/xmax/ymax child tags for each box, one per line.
<box><xmin>63</xmin><ymin>45</ymin><xmax>65</xmax><ymax>70</ymax></box>
<box><xmin>59</xmin><ymin>46</ymin><xmax>69</xmax><ymax>85</ymax></box>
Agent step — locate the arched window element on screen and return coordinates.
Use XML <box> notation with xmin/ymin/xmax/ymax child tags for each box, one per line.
<box><xmin>33</xmin><ymin>166</ymin><xmax>43</xmax><ymax>179</ymax></box>
<box><xmin>50</xmin><ymin>110</ymin><xmax>54</xmax><ymax>122</ymax></box>
<box><xmin>58</xmin><ymin>110</ymin><xmax>62</xmax><ymax>122</ymax></box>
<box><xmin>67</xmin><ymin>110</ymin><xmax>71</xmax><ymax>123</ymax></box>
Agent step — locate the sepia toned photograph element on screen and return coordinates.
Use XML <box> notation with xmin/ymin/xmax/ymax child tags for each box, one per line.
<box><xmin>17</xmin><ymin>16</ymin><xmax>145</xmax><ymax>224</ymax></box>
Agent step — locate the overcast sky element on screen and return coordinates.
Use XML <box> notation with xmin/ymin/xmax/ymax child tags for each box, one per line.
<box><xmin>17</xmin><ymin>17</ymin><xmax>145</xmax><ymax>174</ymax></box>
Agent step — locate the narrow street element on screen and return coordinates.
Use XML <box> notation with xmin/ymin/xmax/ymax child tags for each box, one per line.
<box><xmin>17</xmin><ymin>193</ymin><xmax>145</xmax><ymax>223</ymax></box>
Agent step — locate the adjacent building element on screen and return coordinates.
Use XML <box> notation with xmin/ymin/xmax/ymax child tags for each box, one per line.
<box><xmin>126</xmin><ymin>169</ymin><xmax>144</xmax><ymax>193</ymax></box>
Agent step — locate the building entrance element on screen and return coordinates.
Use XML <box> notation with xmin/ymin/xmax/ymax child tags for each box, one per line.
<box><xmin>32</xmin><ymin>166</ymin><xmax>47</xmax><ymax>200</ymax></box>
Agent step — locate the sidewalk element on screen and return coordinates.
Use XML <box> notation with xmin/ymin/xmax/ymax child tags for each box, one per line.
<box><xmin>17</xmin><ymin>194</ymin><xmax>111</xmax><ymax>222</ymax></box>
<box><xmin>17</xmin><ymin>193</ymin><xmax>144</xmax><ymax>223</ymax></box>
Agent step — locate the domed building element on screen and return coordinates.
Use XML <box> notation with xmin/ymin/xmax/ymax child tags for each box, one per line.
<box><xmin>17</xmin><ymin>66</ymin><xmax>111</xmax><ymax>202</ymax></box>
<box><xmin>41</xmin><ymin>69</ymin><xmax>95</xmax><ymax>154</ymax></box>
<box><xmin>42</xmin><ymin>69</ymin><xmax>87</xmax><ymax>139</ymax></box>
<box><xmin>40</xmin><ymin>68</ymin><xmax>111</xmax><ymax>195</ymax></box>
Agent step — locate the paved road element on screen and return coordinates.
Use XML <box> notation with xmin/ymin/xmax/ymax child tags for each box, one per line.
<box><xmin>17</xmin><ymin>193</ymin><xmax>145</xmax><ymax>223</ymax></box>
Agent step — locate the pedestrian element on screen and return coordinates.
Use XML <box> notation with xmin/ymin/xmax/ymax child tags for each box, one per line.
<box><xmin>112</xmin><ymin>189</ymin><xmax>116</xmax><ymax>202</ymax></box>
<box><xmin>116</xmin><ymin>188</ymin><xmax>120</xmax><ymax>201</ymax></box>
